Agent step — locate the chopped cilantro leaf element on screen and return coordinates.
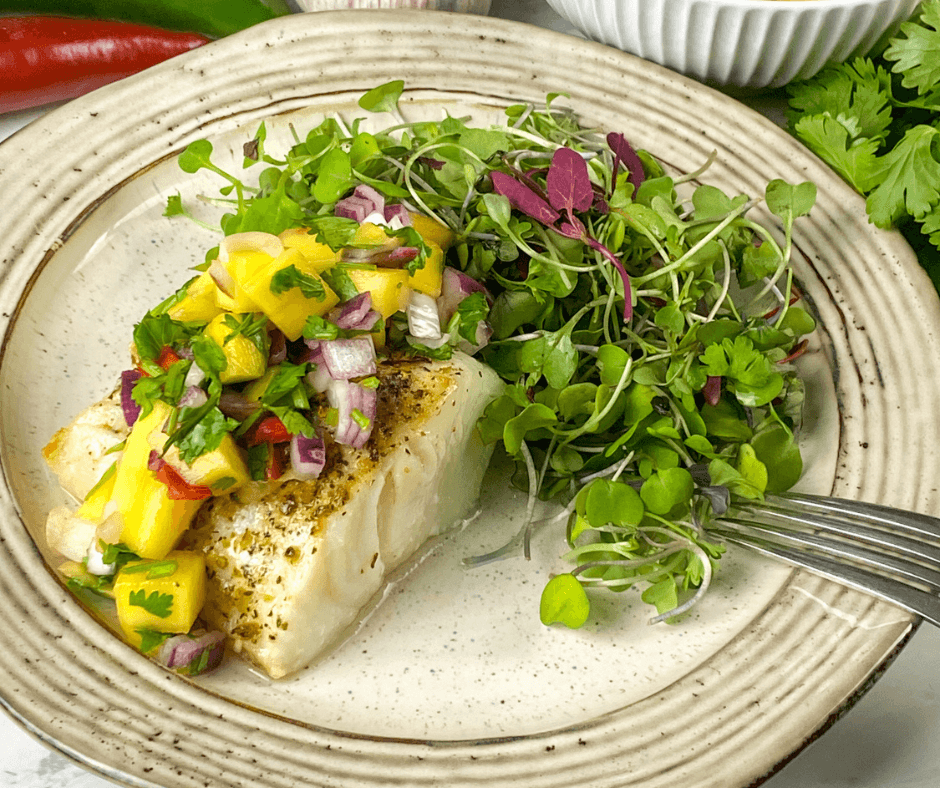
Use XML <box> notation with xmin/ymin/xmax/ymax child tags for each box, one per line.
<box><xmin>128</xmin><ymin>589</ymin><xmax>174</xmax><ymax>619</ymax></box>
<box><xmin>270</xmin><ymin>264</ymin><xmax>326</xmax><ymax>300</ymax></box>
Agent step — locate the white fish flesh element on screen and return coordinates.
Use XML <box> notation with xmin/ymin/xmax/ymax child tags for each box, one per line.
<box><xmin>184</xmin><ymin>352</ymin><xmax>503</xmax><ymax>678</ymax></box>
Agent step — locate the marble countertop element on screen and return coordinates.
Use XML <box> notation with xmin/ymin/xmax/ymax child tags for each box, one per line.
<box><xmin>3</xmin><ymin>1</ymin><xmax>940</xmax><ymax>786</ymax></box>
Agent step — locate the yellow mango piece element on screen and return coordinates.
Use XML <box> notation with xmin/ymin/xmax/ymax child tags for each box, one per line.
<box><xmin>407</xmin><ymin>240</ymin><xmax>445</xmax><ymax>298</ymax></box>
<box><xmin>167</xmin><ymin>272</ymin><xmax>224</xmax><ymax>323</ymax></box>
<box><xmin>239</xmin><ymin>248</ymin><xmax>340</xmax><ymax>342</ymax></box>
<box><xmin>187</xmin><ymin>435</ymin><xmax>250</xmax><ymax>492</ymax></box>
<box><xmin>76</xmin><ymin>464</ymin><xmax>118</xmax><ymax>522</ymax></box>
<box><xmin>353</xmin><ymin>221</ymin><xmax>395</xmax><ymax>248</ymax></box>
<box><xmin>203</xmin><ymin>313</ymin><xmax>268</xmax><ymax>384</ymax></box>
<box><xmin>114</xmin><ymin>551</ymin><xmax>206</xmax><ymax>645</ymax></box>
<box><xmin>279</xmin><ymin>227</ymin><xmax>340</xmax><ymax>271</ymax></box>
<box><xmin>112</xmin><ymin>403</ymin><xmax>203</xmax><ymax>560</ymax></box>
<box><xmin>213</xmin><ymin>250</ymin><xmax>269</xmax><ymax>313</ymax></box>
<box><xmin>347</xmin><ymin>268</ymin><xmax>411</xmax><ymax>319</ymax></box>
<box><xmin>410</xmin><ymin>213</ymin><xmax>455</xmax><ymax>250</ymax></box>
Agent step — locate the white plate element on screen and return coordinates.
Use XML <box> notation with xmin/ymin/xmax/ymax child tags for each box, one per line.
<box><xmin>0</xmin><ymin>10</ymin><xmax>937</xmax><ymax>788</ymax></box>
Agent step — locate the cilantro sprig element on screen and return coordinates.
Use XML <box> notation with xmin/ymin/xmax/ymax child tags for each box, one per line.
<box><xmin>787</xmin><ymin>0</ymin><xmax>940</xmax><ymax>285</ymax></box>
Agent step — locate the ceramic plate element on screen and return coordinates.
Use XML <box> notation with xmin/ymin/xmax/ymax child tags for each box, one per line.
<box><xmin>1</xmin><ymin>11</ymin><xmax>937</xmax><ymax>788</ymax></box>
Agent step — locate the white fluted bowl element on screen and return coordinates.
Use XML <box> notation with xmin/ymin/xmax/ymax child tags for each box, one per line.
<box><xmin>296</xmin><ymin>0</ymin><xmax>490</xmax><ymax>12</ymax></box>
<box><xmin>545</xmin><ymin>0</ymin><xmax>922</xmax><ymax>88</ymax></box>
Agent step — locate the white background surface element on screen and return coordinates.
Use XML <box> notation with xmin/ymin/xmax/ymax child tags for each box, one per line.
<box><xmin>2</xmin><ymin>1</ymin><xmax>940</xmax><ymax>786</ymax></box>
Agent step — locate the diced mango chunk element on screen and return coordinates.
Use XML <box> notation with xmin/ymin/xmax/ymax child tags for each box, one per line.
<box><xmin>167</xmin><ymin>272</ymin><xmax>224</xmax><ymax>323</ymax></box>
<box><xmin>410</xmin><ymin>213</ymin><xmax>455</xmax><ymax>250</ymax></box>
<box><xmin>353</xmin><ymin>221</ymin><xmax>396</xmax><ymax>248</ymax></box>
<box><xmin>114</xmin><ymin>551</ymin><xmax>206</xmax><ymax>645</ymax></box>
<box><xmin>239</xmin><ymin>248</ymin><xmax>340</xmax><ymax>341</ymax></box>
<box><xmin>112</xmin><ymin>403</ymin><xmax>204</xmax><ymax>560</ymax></box>
<box><xmin>180</xmin><ymin>434</ymin><xmax>249</xmax><ymax>492</ymax></box>
<box><xmin>148</xmin><ymin>426</ymin><xmax>249</xmax><ymax>494</ymax></box>
<box><xmin>279</xmin><ymin>228</ymin><xmax>340</xmax><ymax>271</ymax></box>
<box><xmin>407</xmin><ymin>240</ymin><xmax>445</xmax><ymax>298</ymax></box>
<box><xmin>203</xmin><ymin>313</ymin><xmax>268</xmax><ymax>384</ymax></box>
<box><xmin>347</xmin><ymin>268</ymin><xmax>411</xmax><ymax>319</ymax></box>
<box><xmin>215</xmin><ymin>250</ymin><xmax>270</xmax><ymax>313</ymax></box>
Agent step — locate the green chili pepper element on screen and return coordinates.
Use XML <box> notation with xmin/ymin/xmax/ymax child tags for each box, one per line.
<box><xmin>0</xmin><ymin>0</ymin><xmax>292</xmax><ymax>39</ymax></box>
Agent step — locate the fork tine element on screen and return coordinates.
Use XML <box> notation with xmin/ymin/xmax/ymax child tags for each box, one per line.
<box><xmin>718</xmin><ymin>517</ymin><xmax>940</xmax><ymax>591</ymax></box>
<box><xmin>766</xmin><ymin>493</ymin><xmax>940</xmax><ymax>545</ymax></box>
<box><xmin>731</xmin><ymin>502</ymin><xmax>940</xmax><ymax>567</ymax></box>
<box><xmin>712</xmin><ymin>527</ymin><xmax>940</xmax><ymax>627</ymax></box>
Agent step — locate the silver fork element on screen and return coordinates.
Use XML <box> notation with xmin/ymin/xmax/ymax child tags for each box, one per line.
<box><xmin>708</xmin><ymin>492</ymin><xmax>940</xmax><ymax>627</ymax></box>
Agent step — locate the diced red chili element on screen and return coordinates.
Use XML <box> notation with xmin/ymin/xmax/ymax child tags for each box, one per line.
<box><xmin>246</xmin><ymin>415</ymin><xmax>292</xmax><ymax>447</ymax></box>
<box><xmin>157</xmin><ymin>345</ymin><xmax>182</xmax><ymax>370</ymax></box>
<box><xmin>155</xmin><ymin>463</ymin><xmax>212</xmax><ymax>501</ymax></box>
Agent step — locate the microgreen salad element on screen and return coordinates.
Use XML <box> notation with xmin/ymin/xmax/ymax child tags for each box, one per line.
<box><xmin>61</xmin><ymin>81</ymin><xmax>817</xmax><ymax>666</ymax></box>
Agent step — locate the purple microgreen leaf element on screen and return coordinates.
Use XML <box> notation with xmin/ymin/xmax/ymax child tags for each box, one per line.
<box><xmin>557</xmin><ymin>219</ymin><xmax>585</xmax><ymax>239</ymax></box>
<box><xmin>607</xmin><ymin>132</ymin><xmax>646</xmax><ymax>190</ymax></box>
<box><xmin>547</xmin><ymin>147</ymin><xmax>595</xmax><ymax>217</ymax></box>
<box><xmin>491</xmin><ymin>170</ymin><xmax>560</xmax><ymax>226</ymax></box>
<box><xmin>585</xmin><ymin>236</ymin><xmax>633</xmax><ymax>321</ymax></box>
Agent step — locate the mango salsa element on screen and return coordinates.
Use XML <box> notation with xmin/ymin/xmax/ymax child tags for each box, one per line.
<box><xmin>114</xmin><ymin>551</ymin><xmax>206</xmax><ymax>645</ymax></box>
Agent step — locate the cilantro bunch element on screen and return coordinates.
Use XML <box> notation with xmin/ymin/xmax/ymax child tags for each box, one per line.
<box><xmin>787</xmin><ymin>0</ymin><xmax>940</xmax><ymax>283</ymax></box>
<box><xmin>164</xmin><ymin>83</ymin><xmax>816</xmax><ymax>626</ymax></box>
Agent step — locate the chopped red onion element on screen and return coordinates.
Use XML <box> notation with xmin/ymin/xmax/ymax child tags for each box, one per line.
<box><xmin>335</xmin><ymin>184</ymin><xmax>386</xmax><ymax>222</ymax></box>
<box><xmin>326</xmin><ymin>379</ymin><xmax>377</xmax><ymax>449</ymax></box>
<box><xmin>305</xmin><ymin>363</ymin><xmax>332</xmax><ymax>394</ymax></box>
<box><xmin>384</xmin><ymin>204</ymin><xmax>412</xmax><ymax>228</ymax></box>
<box><xmin>438</xmin><ymin>266</ymin><xmax>490</xmax><ymax>325</ymax></box>
<box><xmin>300</xmin><ymin>339</ymin><xmax>326</xmax><ymax>366</ymax></box>
<box><xmin>120</xmin><ymin>370</ymin><xmax>143</xmax><ymax>426</ymax></box>
<box><xmin>353</xmin><ymin>184</ymin><xmax>385</xmax><ymax>216</ymax></box>
<box><xmin>339</xmin><ymin>246</ymin><xmax>418</xmax><ymax>268</ymax></box>
<box><xmin>407</xmin><ymin>292</ymin><xmax>443</xmax><ymax>340</ymax></box>
<box><xmin>320</xmin><ymin>337</ymin><xmax>377</xmax><ymax>380</ymax></box>
<box><xmin>290</xmin><ymin>433</ymin><xmax>326</xmax><ymax>479</ymax></box>
<box><xmin>178</xmin><ymin>385</ymin><xmax>208</xmax><ymax>409</ymax></box>
<box><xmin>147</xmin><ymin>450</ymin><xmax>165</xmax><ymax>472</ymax></box>
<box><xmin>157</xmin><ymin>630</ymin><xmax>226</xmax><ymax>675</ymax></box>
<box><xmin>335</xmin><ymin>195</ymin><xmax>372</xmax><ymax>223</ymax></box>
<box><xmin>219</xmin><ymin>393</ymin><xmax>260</xmax><ymax>421</ymax></box>
<box><xmin>328</xmin><ymin>292</ymin><xmax>380</xmax><ymax>332</ymax></box>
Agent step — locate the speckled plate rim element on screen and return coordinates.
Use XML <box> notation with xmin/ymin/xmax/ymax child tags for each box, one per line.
<box><xmin>0</xmin><ymin>10</ymin><xmax>938</xmax><ymax>788</ymax></box>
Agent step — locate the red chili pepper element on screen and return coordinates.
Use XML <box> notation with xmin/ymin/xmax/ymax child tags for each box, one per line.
<box><xmin>266</xmin><ymin>443</ymin><xmax>288</xmax><ymax>481</ymax></box>
<box><xmin>157</xmin><ymin>345</ymin><xmax>182</xmax><ymax>370</ymax></box>
<box><xmin>246</xmin><ymin>416</ymin><xmax>292</xmax><ymax>447</ymax></box>
<box><xmin>0</xmin><ymin>16</ymin><xmax>209</xmax><ymax>114</ymax></box>
<box><xmin>155</xmin><ymin>462</ymin><xmax>212</xmax><ymax>501</ymax></box>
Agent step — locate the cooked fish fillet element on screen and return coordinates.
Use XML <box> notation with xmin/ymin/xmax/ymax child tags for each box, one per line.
<box><xmin>185</xmin><ymin>352</ymin><xmax>503</xmax><ymax>679</ymax></box>
<box><xmin>42</xmin><ymin>388</ymin><xmax>128</xmax><ymax>502</ymax></box>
